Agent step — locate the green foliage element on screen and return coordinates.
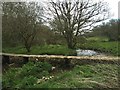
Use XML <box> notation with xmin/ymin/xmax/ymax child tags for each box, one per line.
<box><xmin>18</xmin><ymin>61</ymin><xmax>51</xmax><ymax>78</ymax></box>
<box><xmin>3</xmin><ymin>68</ymin><xmax>19</xmax><ymax>88</ymax></box>
<box><xmin>3</xmin><ymin>45</ymin><xmax>76</xmax><ymax>56</ymax></box>
<box><xmin>34</xmin><ymin>64</ymin><xmax>118</xmax><ymax>88</ymax></box>
<box><xmin>3</xmin><ymin>61</ymin><xmax>52</xmax><ymax>89</ymax></box>
<box><xmin>2</xmin><ymin>46</ymin><xmax>27</xmax><ymax>54</ymax></box>
<box><xmin>77</xmin><ymin>36</ymin><xmax>87</xmax><ymax>44</ymax></box>
<box><xmin>87</xmin><ymin>19</ymin><xmax>119</xmax><ymax>41</ymax></box>
<box><xmin>78</xmin><ymin>41</ymin><xmax>119</xmax><ymax>56</ymax></box>
<box><xmin>2</xmin><ymin>2</ymin><xmax>43</xmax><ymax>52</ymax></box>
<box><xmin>74</xmin><ymin>65</ymin><xmax>95</xmax><ymax>78</ymax></box>
<box><xmin>87</xmin><ymin>36</ymin><xmax>109</xmax><ymax>42</ymax></box>
<box><xmin>3</xmin><ymin>62</ymin><xmax>118</xmax><ymax>88</ymax></box>
<box><xmin>15</xmin><ymin>76</ymin><xmax>37</xmax><ymax>88</ymax></box>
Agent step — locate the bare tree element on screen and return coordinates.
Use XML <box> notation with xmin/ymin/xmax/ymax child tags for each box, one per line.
<box><xmin>16</xmin><ymin>2</ymin><xmax>43</xmax><ymax>52</ymax></box>
<box><xmin>2</xmin><ymin>2</ymin><xmax>43</xmax><ymax>52</ymax></box>
<box><xmin>48</xmin><ymin>0</ymin><xmax>110</xmax><ymax>49</ymax></box>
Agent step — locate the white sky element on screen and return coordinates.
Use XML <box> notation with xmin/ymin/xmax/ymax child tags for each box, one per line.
<box><xmin>2</xmin><ymin>0</ymin><xmax>120</xmax><ymax>19</ymax></box>
<box><xmin>42</xmin><ymin>0</ymin><xmax>120</xmax><ymax>19</ymax></box>
<box><xmin>103</xmin><ymin>0</ymin><xmax>119</xmax><ymax>19</ymax></box>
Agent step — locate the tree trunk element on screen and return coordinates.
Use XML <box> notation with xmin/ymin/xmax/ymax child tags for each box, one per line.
<box><xmin>67</xmin><ymin>42</ymin><xmax>74</xmax><ymax>49</ymax></box>
<box><xmin>66</xmin><ymin>38</ymin><xmax>75</xmax><ymax>49</ymax></box>
<box><xmin>25</xmin><ymin>42</ymin><xmax>31</xmax><ymax>53</ymax></box>
<box><xmin>26</xmin><ymin>47</ymin><xmax>30</xmax><ymax>53</ymax></box>
<box><xmin>27</xmin><ymin>48</ymin><xmax>30</xmax><ymax>52</ymax></box>
<box><xmin>66</xmin><ymin>33</ymin><xmax>76</xmax><ymax>49</ymax></box>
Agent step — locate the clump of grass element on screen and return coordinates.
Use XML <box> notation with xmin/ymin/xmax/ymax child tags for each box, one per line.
<box><xmin>34</xmin><ymin>64</ymin><xmax>118</xmax><ymax>88</ymax></box>
<box><xmin>3</xmin><ymin>61</ymin><xmax>52</xmax><ymax>89</ymax></box>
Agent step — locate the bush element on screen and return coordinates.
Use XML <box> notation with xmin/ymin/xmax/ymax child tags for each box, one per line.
<box><xmin>3</xmin><ymin>68</ymin><xmax>19</xmax><ymax>88</ymax></box>
<box><xmin>15</xmin><ymin>76</ymin><xmax>37</xmax><ymax>88</ymax></box>
<box><xmin>18</xmin><ymin>61</ymin><xmax>52</xmax><ymax>78</ymax></box>
<box><xmin>3</xmin><ymin>61</ymin><xmax>52</xmax><ymax>89</ymax></box>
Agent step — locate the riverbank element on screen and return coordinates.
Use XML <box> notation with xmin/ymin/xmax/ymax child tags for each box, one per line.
<box><xmin>3</xmin><ymin>61</ymin><xmax>119</xmax><ymax>88</ymax></box>
<box><xmin>2</xmin><ymin>45</ymin><xmax>76</xmax><ymax>56</ymax></box>
<box><xmin>78</xmin><ymin>41</ymin><xmax>119</xmax><ymax>56</ymax></box>
<box><xmin>2</xmin><ymin>41</ymin><xmax>120</xmax><ymax>56</ymax></box>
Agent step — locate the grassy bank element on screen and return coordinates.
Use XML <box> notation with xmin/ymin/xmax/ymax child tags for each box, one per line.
<box><xmin>36</xmin><ymin>64</ymin><xmax>118</xmax><ymax>88</ymax></box>
<box><xmin>2</xmin><ymin>45</ymin><xmax>76</xmax><ymax>56</ymax></box>
<box><xmin>2</xmin><ymin>37</ymin><xmax>119</xmax><ymax>56</ymax></box>
<box><xmin>3</xmin><ymin>61</ymin><xmax>119</xmax><ymax>88</ymax></box>
<box><xmin>78</xmin><ymin>41</ymin><xmax>119</xmax><ymax>56</ymax></box>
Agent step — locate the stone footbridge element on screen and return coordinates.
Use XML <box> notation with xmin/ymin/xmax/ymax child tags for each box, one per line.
<box><xmin>1</xmin><ymin>53</ymin><xmax>120</xmax><ymax>66</ymax></box>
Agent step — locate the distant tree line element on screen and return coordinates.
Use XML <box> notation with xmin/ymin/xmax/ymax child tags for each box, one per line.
<box><xmin>86</xmin><ymin>19</ymin><xmax>119</xmax><ymax>41</ymax></box>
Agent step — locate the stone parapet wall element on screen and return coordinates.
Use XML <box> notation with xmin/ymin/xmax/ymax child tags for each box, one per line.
<box><xmin>1</xmin><ymin>53</ymin><xmax>119</xmax><ymax>66</ymax></box>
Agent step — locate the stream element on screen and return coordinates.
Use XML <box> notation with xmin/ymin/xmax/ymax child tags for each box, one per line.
<box><xmin>76</xmin><ymin>49</ymin><xmax>100</xmax><ymax>56</ymax></box>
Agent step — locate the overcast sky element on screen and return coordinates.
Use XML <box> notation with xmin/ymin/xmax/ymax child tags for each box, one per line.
<box><xmin>41</xmin><ymin>0</ymin><xmax>120</xmax><ymax>19</ymax></box>
<box><xmin>3</xmin><ymin>0</ymin><xmax>120</xmax><ymax>19</ymax></box>
<box><xmin>103</xmin><ymin>0</ymin><xmax>119</xmax><ymax>19</ymax></box>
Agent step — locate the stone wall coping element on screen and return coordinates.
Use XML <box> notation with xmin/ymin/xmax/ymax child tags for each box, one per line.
<box><xmin>1</xmin><ymin>53</ymin><xmax>119</xmax><ymax>62</ymax></box>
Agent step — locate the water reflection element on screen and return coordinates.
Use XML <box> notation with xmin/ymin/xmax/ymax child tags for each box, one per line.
<box><xmin>76</xmin><ymin>49</ymin><xmax>98</xmax><ymax>56</ymax></box>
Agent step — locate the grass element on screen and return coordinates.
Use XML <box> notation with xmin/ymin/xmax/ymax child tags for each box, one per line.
<box><xmin>2</xmin><ymin>36</ymin><xmax>120</xmax><ymax>56</ymax></box>
<box><xmin>3</xmin><ymin>61</ymin><xmax>52</xmax><ymax>89</ymax></box>
<box><xmin>35</xmin><ymin>64</ymin><xmax>118</xmax><ymax>88</ymax></box>
<box><xmin>2</xmin><ymin>45</ymin><xmax>76</xmax><ymax>56</ymax></box>
<box><xmin>78</xmin><ymin>36</ymin><xmax>119</xmax><ymax>56</ymax></box>
<box><xmin>3</xmin><ymin>61</ymin><xmax>119</xmax><ymax>88</ymax></box>
<box><xmin>86</xmin><ymin>36</ymin><xmax>109</xmax><ymax>42</ymax></box>
<box><xmin>2</xmin><ymin>46</ymin><xmax>27</xmax><ymax>54</ymax></box>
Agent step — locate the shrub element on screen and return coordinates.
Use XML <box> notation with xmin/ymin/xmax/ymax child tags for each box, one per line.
<box><xmin>3</xmin><ymin>61</ymin><xmax>52</xmax><ymax>89</ymax></box>
<box><xmin>3</xmin><ymin>68</ymin><xmax>19</xmax><ymax>88</ymax></box>
<box><xmin>15</xmin><ymin>76</ymin><xmax>37</xmax><ymax>88</ymax></box>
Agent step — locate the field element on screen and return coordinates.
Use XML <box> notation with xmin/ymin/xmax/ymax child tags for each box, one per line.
<box><xmin>3</xmin><ymin>61</ymin><xmax>119</xmax><ymax>89</ymax></box>
<box><xmin>3</xmin><ymin>42</ymin><xmax>120</xmax><ymax>57</ymax></box>
<box><xmin>2</xmin><ymin>45</ymin><xmax>76</xmax><ymax>56</ymax></box>
<box><xmin>78</xmin><ymin>36</ymin><xmax>119</xmax><ymax>56</ymax></box>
